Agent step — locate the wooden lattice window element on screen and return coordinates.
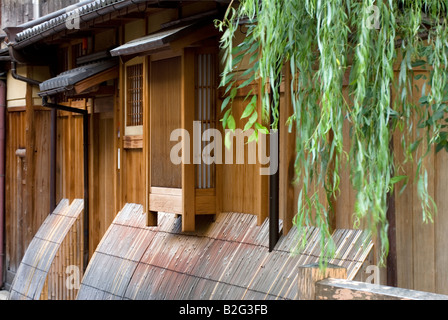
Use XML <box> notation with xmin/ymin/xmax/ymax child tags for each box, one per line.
<box><xmin>195</xmin><ymin>52</ymin><xmax>217</xmax><ymax>189</ymax></box>
<box><xmin>125</xmin><ymin>58</ymin><xmax>144</xmax><ymax>136</ymax></box>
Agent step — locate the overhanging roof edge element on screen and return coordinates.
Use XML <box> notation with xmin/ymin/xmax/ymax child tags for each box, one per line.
<box><xmin>38</xmin><ymin>59</ymin><xmax>118</xmax><ymax>97</ymax></box>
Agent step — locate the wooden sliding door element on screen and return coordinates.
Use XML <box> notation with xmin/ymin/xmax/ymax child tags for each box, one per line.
<box><xmin>150</xmin><ymin>56</ymin><xmax>182</xmax><ymax>188</ymax></box>
<box><xmin>149</xmin><ymin>55</ymin><xmax>183</xmax><ymax>215</ymax></box>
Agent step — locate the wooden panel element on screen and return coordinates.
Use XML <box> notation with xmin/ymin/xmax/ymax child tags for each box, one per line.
<box><xmin>150</xmin><ymin>55</ymin><xmax>182</xmax><ymax>188</ymax></box>
<box><xmin>412</xmin><ymin>136</ymin><xmax>435</xmax><ymax>293</ymax></box>
<box><xmin>195</xmin><ymin>188</ymin><xmax>216</xmax><ymax>215</ymax></box>
<box><xmin>393</xmin><ymin>70</ymin><xmax>439</xmax><ymax>293</ymax></box>
<box><xmin>220</xmin><ymin>95</ymin><xmax>259</xmax><ymax>216</ymax></box>
<box><xmin>33</xmin><ymin>110</ymin><xmax>51</xmax><ymax>234</ymax></box>
<box><xmin>56</xmin><ymin>113</ymin><xmax>84</xmax><ymax>203</ymax></box>
<box><xmin>333</xmin><ymin>86</ymin><xmax>357</xmax><ymax>230</ymax></box>
<box><xmin>149</xmin><ymin>193</ymin><xmax>182</xmax><ymax>214</ymax></box>
<box><xmin>74</xmin><ymin>67</ymin><xmax>118</xmax><ymax>94</ymax></box>
<box><xmin>122</xmin><ymin>149</ymin><xmax>145</xmax><ymax>204</ymax></box>
<box><xmin>123</xmin><ymin>135</ymin><xmax>143</xmax><ymax>149</ymax></box>
<box><xmin>150</xmin><ymin>187</ymin><xmax>182</xmax><ymax>196</ymax></box>
<box><xmin>5</xmin><ymin>110</ymin><xmax>26</xmax><ymax>277</ymax></box>
<box><xmin>90</xmin><ymin>113</ymin><xmax>115</xmax><ymax>254</ymax></box>
<box><xmin>4</xmin><ymin>108</ymin><xmax>52</xmax><ymax>284</ymax></box>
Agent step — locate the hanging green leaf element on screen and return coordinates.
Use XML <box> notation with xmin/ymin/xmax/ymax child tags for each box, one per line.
<box><xmin>216</xmin><ymin>0</ymin><xmax>447</xmax><ymax>268</ymax></box>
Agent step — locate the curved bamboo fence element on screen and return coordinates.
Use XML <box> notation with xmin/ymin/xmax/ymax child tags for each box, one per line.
<box><xmin>77</xmin><ymin>203</ymin><xmax>373</xmax><ymax>300</ymax></box>
<box><xmin>9</xmin><ymin>199</ymin><xmax>84</xmax><ymax>300</ymax></box>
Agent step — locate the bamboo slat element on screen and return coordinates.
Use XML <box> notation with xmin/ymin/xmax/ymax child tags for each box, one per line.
<box><xmin>9</xmin><ymin>199</ymin><xmax>84</xmax><ymax>300</ymax></box>
<box><xmin>77</xmin><ymin>203</ymin><xmax>373</xmax><ymax>300</ymax></box>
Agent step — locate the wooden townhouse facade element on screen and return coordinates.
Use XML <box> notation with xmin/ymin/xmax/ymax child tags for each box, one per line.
<box><xmin>0</xmin><ymin>0</ymin><xmax>448</xmax><ymax>299</ymax></box>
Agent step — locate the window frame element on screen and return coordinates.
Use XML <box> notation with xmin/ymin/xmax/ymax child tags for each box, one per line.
<box><xmin>124</xmin><ymin>56</ymin><xmax>145</xmax><ymax>136</ymax></box>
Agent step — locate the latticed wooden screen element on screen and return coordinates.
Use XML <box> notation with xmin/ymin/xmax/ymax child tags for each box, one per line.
<box><xmin>195</xmin><ymin>53</ymin><xmax>217</xmax><ymax>189</ymax></box>
<box><xmin>126</xmin><ymin>63</ymin><xmax>143</xmax><ymax>127</ymax></box>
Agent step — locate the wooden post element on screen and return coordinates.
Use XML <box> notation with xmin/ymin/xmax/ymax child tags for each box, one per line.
<box><xmin>25</xmin><ymin>80</ymin><xmax>35</xmax><ymax>247</ymax></box>
<box><xmin>145</xmin><ymin>56</ymin><xmax>157</xmax><ymax>227</ymax></box>
<box><xmin>181</xmin><ymin>48</ymin><xmax>196</xmax><ymax>232</ymax></box>
<box><xmin>297</xmin><ymin>263</ymin><xmax>347</xmax><ymax>300</ymax></box>
<box><xmin>15</xmin><ymin>149</ymin><xmax>26</xmax><ymax>265</ymax></box>
<box><xmin>386</xmin><ymin>138</ymin><xmax>397</xmax><ymax>287</ymax></box>
<box><xmin>256</xmin><ymin>79</ymin><xmax>269</xmax><ymax>226</ymax></box>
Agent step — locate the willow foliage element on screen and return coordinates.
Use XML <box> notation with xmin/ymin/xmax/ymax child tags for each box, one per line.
<box><xmin>216</xmin><ymin>0</ymin><xmax>448</xmax><ymax>266</ymax></box>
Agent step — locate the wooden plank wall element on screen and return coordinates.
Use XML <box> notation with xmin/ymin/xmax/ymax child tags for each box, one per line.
<box><xmin>392</xmin><ymin>68</ymin><xmax>448</xmax><ymax>295</ymax></box>
<box><xmin>5</xmin><ymin>110</ymin><xmax>27</xmax><ymax>280</ymax></box>
<box><xmin>56</xmin><ymin>112</ymin><xmax>84</xmax><ymax>203</ymax></box>
<box><xmin>277</xmin><ymin>59</ymin><xmax>448</xmax><ymax>295</ymax></box>
<box><xmin>89</xmin><ymin>112</ymin><xmax>116</xmax><ymax>254</ymax></box>
<box><xmin>219</xmin><ymin>30</ymin><xmax>268</xmax><ymax>224</ymax></box>
<box><xmin>121</xmin><ymin>149</ymin><xmax>144</xmax><ymax>204</ymax></box>
<box><xmin>56</xmin><ymin>105</ymin><xmax>123</xmax><ymax>257</ymax></box>
<box><xmin>5</xmin><ymin>109</ymin><xmax>51</xmax><ymax>285</ymax></box>
<box><xmin>220</xmin><ymin>95</ymin><xmax>264</xmax><ymax>217</ymax></box>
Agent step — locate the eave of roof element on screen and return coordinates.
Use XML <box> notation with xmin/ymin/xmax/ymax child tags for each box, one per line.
<box><xmin>110</xmin><ymin>23</ymin><xmax>195</xmax><ymax>56</ymax></box>
<box><xmin>8</xmin><ymin>1</ymin><xmax>231</xmax><ymax>50</ymax></box>
<box><xmin>11</xmin><ymin>0</ymin><xmax>152</xmax><ymax>49</ymax></box>
<box><xmin>38</xmin><ymin>59</ymin><xmax>118</xmax><ymax>97</ymax></box>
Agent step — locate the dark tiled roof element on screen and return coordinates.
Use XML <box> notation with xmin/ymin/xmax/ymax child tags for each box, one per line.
<box><xmin>14</xmin><ymin>0</ymin><xmax>133</xmax><ymax>45</ymax></box>
<box><xmin>38</xmin><ymin>59</ymin><xmax>117</xmax><ymax>96</ymax></box>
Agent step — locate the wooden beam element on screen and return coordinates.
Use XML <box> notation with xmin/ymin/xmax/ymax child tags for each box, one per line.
<box><xmin>113</xmin><ymin>67</ymin><xmax>121</xmax><ymax>220</ymax></box>
<box><xmin>123</xmin><ymin>135</ymin><xmax>143</xmax><ymax>149</ymax></box>
<box><xmin>195</xmin><ymin>189</ymin><xmax>217</xmax><ymax>215</ymax></box>
<box><xmin>144</xmin><ymin>56</ymin><xmax>157</xmax><ymax>227</ymax></box>
<box><xmin>181</xmin><ymin>48</ymin><xmax>196</xmax><ymax>232</ymax></box>
<box><xmin>170</xmin><ymin>24</ymin><xmax>220</xmax><ymax>52</ymax></box>
<box><xmin>257</xmin><ymin>79</ymin><xmax>269</xmax><ymax>226</ymax></box>
<box><xmin>279</xmin><ymin>63</ymin><xmax>295</xmax><ymax>234</ymax></box>
<box><xmin>386</xmin><ymin>137</ymin><xmax>397</xmax><ymax>287</ymax></box>
<box><xmin>74</xmin><ymin>67</ymin><xmax>119</xmax><ymax>94</ymax></box>
<box><xmin>150</xmin><ymin>187</ymin><xmax>182</xmax><ymax>196</ymax></box>
<box><xmin>149</xmin><ymin>193</ymin><xmax>182</xmax><ymax>215</ymax></box>
<box><xmin>315</xmin><ymin>278</ymin><xmax>448</xmax><ymax>300</ymax></box>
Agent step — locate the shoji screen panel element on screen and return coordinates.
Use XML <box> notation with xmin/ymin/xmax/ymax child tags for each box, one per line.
<box><xmin>195</xmin><ymin>52</ymin><xmax>217</xmax><ymax>189</ymax></box>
